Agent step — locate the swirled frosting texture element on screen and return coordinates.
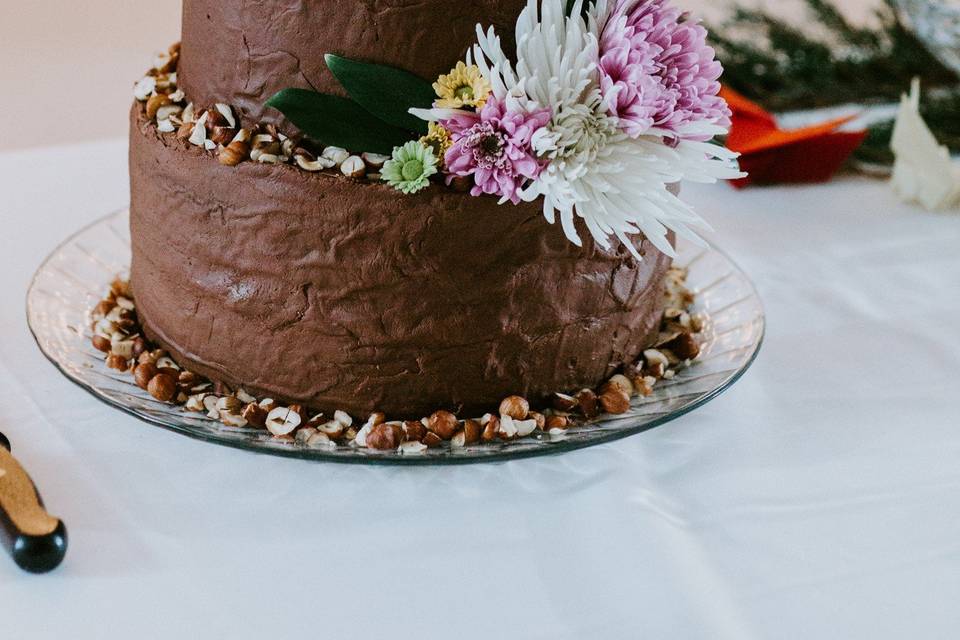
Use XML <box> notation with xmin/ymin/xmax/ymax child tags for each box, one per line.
<box><xmin>179</xmin><ymin>0</ymin><xmax>527</xmax><ymax>131</ymax></box>
<box><xmin>129</xmin><ymin>107</ymin><xmax>673</xmax><ymax>416</ymax></box>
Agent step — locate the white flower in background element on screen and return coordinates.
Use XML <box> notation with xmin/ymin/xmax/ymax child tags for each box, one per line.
<box><xmin>890</xmin><ymin>78</ymin><xmax>960</xmax><ymax>211</ymax></box>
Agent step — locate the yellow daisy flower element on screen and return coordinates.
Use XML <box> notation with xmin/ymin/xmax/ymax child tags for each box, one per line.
<box><xmin>420</xmin><ymin>123</ymin><xmax>453</xmax><ymax>165</ymax></box>
<box><xmin>433</xmin><ymin>62</ymin><xmax>491</xmax><ymax>109</ymax></box>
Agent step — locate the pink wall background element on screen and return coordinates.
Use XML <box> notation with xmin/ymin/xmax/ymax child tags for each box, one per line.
<box><xmin>0</xmin><ymin>0</ymin><xmax>879</xmax><ymax>151</ymax></box>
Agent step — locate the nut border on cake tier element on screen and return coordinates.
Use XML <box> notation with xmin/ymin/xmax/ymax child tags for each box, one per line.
<box><xmin>89</xmin><ymin>269</ymin><xmax>705</xmax><ymax>451</ymax></box>
<box><xmin>129</xmin><ymin>105</ymin><xmax>674</xmax><ymax>417</ymax></box>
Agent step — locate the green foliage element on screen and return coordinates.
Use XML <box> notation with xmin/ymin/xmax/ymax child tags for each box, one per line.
<box><xmin>265</xmin><ymin>89</ymin><xmax>410</xmax><ymax>154</ymax></box>
<box><xmin>324</xmin><ymin>54</ymin><xmax>434</xmax><ymax>135</ymax></box>
<box><xmin>708</xmin><ymin>0</ymin><xmax>960</xmax><ymax>163</ymax></box>
<box><xmin>266</xmin><ymin>54</ymin><xmax>439</xmax><ymax>152</ymax></box>
<box><xmin>709</xmin><ymin>0</ymin><xmax>957</xmax><ymax>111</ymax></box>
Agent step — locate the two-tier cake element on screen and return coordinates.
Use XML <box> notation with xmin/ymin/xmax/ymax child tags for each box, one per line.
<box><xmin>111</xmin><ymin>0</ymin><xmax>740</xmax><ymax>447</ymax></box>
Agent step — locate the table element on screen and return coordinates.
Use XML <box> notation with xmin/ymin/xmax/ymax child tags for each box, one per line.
<box><xmin>1</xmin><ymin>140</ymin><xmax>958</xmax><ymax>639</ymax></box>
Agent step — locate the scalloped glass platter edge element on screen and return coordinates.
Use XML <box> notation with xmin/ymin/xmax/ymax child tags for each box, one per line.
<box><xmin>27</xmin><ymin>209</ymin><xmax>764</xmax><ymax>465</ymax></box>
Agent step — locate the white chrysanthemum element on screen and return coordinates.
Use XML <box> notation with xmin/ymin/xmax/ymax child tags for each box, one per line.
<box><xmin>472</xmin><ymin>0</ymin><xmax>743</xmax><ymax>259</ymax></box>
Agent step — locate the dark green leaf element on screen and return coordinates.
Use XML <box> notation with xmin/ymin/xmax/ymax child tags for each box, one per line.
<box><xmin>325</xmin><ymin>54</ymin><xmax>434</xmax><ymax>135</ymax></box>
<box><xmin>265</xmin><ymin>88</ymin><xmax>410</xmax><ymax>154</ymax></box>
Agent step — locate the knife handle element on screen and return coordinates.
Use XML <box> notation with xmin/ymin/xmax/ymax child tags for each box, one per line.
<box><xmin>0</xmin><ymin>438</ymin><xmax>67</xmax><ymax>573</ymax></box>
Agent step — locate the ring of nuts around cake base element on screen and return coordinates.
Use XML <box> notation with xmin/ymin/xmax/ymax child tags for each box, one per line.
<box><xmin>90</xmin><ymin>267</ymin><xmax>704</xmax><ymax>453</ymax></box>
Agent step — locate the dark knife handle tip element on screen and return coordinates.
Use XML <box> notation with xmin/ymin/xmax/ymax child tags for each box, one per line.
<box><xmin>13</xmin><ymin>520</ymin><xmax>67</xmax><ymax>574</ymax></box>
<box><xmin>0</xmin><ymin>433</ymin><xmax>9</xmax><ymax>452</ymax></box>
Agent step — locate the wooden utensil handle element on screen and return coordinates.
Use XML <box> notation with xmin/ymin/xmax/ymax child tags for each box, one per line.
<box><xmin>0</xmin><ymin>441</ymin><xmax>67</xmax><ymax>573</ymax></box>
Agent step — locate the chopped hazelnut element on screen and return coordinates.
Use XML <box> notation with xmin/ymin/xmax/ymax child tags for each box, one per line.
<box><xmin>106</xmin><ymin>354</ymin><xmax>128</xmax><ymax>372</ymax></box>
<box><xmin>644</xmin><ymin>361</ymin><xmax>666</xmax><ymax>379</ymax></box>
<box><xmin>176</xmin><ymin>122</ymin><xmax>194</xmax><ymax>141</ymax></box>
<box><xmin>422</xmin><ymin>432</ymin><xmax>443</xmax><ymax>448</ymax></box>
<box><xmin>156</xmin><ymin>367</ymin><xmax>180</xmax><ymax>380</ymax></box>
<box><xmin>664</xmin><ymin>332</ymin><xmax>700</xmax><ymax>361</ymax></box>
<box><xmin>643</xmin><ymin>349</ymin><xmax>670</xmax><ymax>369</ymax></box>
<box><xmin>481</xmin><ymin>414</ymin><xmax>500</xmax><ymax>442</ymax></box>
<box><xmin>463</xmin><ymin>419</ymin><xmax>482</xmax><ymax>445</ymax></box>
<box><xmin>214</xmin><ymin>103</ymin><xmax>236</xmax><ymax>128</ymax></box>
<box><xmin>131</xmin><ymin>336</ymin><xmax>147</xmax><ymax>360</ymax></box>
<box><xmin>295</xmin><ymin>427</ymin><xmax>318</xmax><ymax>444</ymax></box>
<box><xmin>528</xmin><ymin>412</ymin><xmax>546</xmax><ymax>431</ymax></box>
<box><xmin>361</xmin><ymin>152</ymin><xmax>389</xmax><ymax>169</ymax></box>
<box><xmin>176</xmin><ymin>371</ymin><xmax>201</xmax><ymax>390</ymax></box>
<box><xmin>398</xmin><ymin>441</ymin><xmax>428</xmax><ymax>455</ymax></box>
<box><xmin>317</xmin><ymin>420</ymin><xmax>345</xmax><ymax>440</ymax></box>
<box><xmin>635</xmin><ymin>376</ymin><xmax>656</xmax><ymax>397</ymax></box>
<box><xmin>92</xmin><ymin>299</ymin><xmax>115</xmax><ymax>319</ymax></box>
<box><xmin>242</xmin><ymin>403</ymin><xmax>268</xmax><ymax>428</ymax></box>
<box><xmin>146</xmin><ymin>93</ymin><xmax>172</xmax><ymax>120</ymax></box>
<box><xmin>306</xmin><ymin>431</ymin><xmax>335</xmax><ymax>448</ymax></box>
<box><xmin>133</xmin><ymin>362</ymin><xmax>159</xmax><ymax>390</ymax></box>
<box><xmin>498</xmin><ymin>415</ymin><xmax>520</xmax><ymax>440</ymax></box>
<box><xmin>92</xmin><ymin>335</ymin><xmax>112</xmax><ymax>353</ymax></box>
<box><xmin>402</xmin><ymin>420</ymin><xmax>427</xmax><ymax>443</ymax></box>
<box><xmin>427</xmin><ymin>410</ymin><xmax>458</xmax><ymax>440</ymax></box>
<box><xmin>109</xmin><ymin>278</ymin><xmax>132</xmax><ymax>299</ymax></box>
<box><xmin>147</xmin><ymin>373</ymin><xmax>177</xmax><ymax>402</ymax></box>
<box><xmin>575</xmin><ymin>389</ymin><xmax>599</xmax><ymax>419</ymax></box>
<box><xmin>551</xmin><ymin>392</ymin><xmax>579</xmax><ymax>412</ymax></box>
<box><xmin>366</xmin><ymin>423</ymin><xmax>403</xmax><ymax>450</ymax></box>
<box><xmin>599</xmin><ymin>387</ymin><xmax>631</xmax><ymax>415</ymax></box>
<box><xmin>340</xmin><ymin>155</ymin><xmax>366</xmax><ymax>179</ymax></box>
<box><xmin>295</xmin><ymin>154</ymin><xmax>335</xmax><ymax>172</ymax></box>
<box><xmin>514</xmin><ymin>418</ymin><xmax>538</xmax><ymax>437</ymax></box>
<box><xmin>218</xmin><ymin>129</ymin><xmax>251</xmax><ymax>166</ymax></box>
<box><xmin>265</xmin><ymin>406</ymin><xmax>302</xmax><ymax>436</ymax></box>
<box><xmin>185</xmin><ymin>394</ymin><xmax>207</xmax><ymax>412</ymax></box>
<box><xmin>545</xmin><ymin>415</ymin><xmax>569</xmax><ymax>431</ymax></box>
<box><xmin>220</xmin><ymin>412</ymin><xmax>248</xmax><ymax>428</ymax></box>
<box><xmin>499</xmin><ymin>395</ymin><xmax>530</xmax><ymax>420</ymax></box>
<box><xmin>606</xmin><ymin>374</ymin><xmax>634</xmax><ymax>396</ymax></box>
<box><xmin>210</xmin><ymin>125</ymin><xmax>236</xmax><ymax>146</ymax></box>
<box><xmin>203</xmin><ymin>394</ymin><xmax>220</xmax><ymax>419</ymax></box>
<box><xmin>321</xmin><ymin>146</ymin><xmax>349</xmax><ymax>165</ymax></box>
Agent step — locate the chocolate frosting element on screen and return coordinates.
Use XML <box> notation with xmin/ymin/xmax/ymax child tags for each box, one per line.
<box><xmin>179</xmin><ymin>0</ymin><xmax>527</xmax><ymax>131</ymax></box>
<box><xmin>129</xmin><ymin>105</ymin><xmax>673</xmax><ymax>416</ymax></box>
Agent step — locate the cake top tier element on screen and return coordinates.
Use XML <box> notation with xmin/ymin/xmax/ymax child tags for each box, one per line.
<box><xmin>179</xmin><ymin>0</ymin><xmax>525</xmax><ymax>129</ymax></box>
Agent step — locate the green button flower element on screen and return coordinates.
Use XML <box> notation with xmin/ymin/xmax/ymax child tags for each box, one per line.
<box><xmin>381</xmin><ymin>141</ymin><xmax>439</xmax><ymax>195</ymax></box>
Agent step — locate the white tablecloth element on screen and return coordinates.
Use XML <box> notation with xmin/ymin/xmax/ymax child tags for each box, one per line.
<box><xmin>1</xmin><ymin>140</ymin><xmax>958</xmax><ymax>639</ymax></box>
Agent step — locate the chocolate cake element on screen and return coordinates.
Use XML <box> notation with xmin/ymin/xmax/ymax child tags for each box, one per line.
<box><xmin>128</xmin><ymin>0</ymin><xmax>736</xmax><ymax>419</ymax></box>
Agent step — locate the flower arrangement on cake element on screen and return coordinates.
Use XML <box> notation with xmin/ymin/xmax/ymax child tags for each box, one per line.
<box><xmin>265</xmin><ymin>0</ymin><xmax>743</xmax><ymax>259</ymax></box>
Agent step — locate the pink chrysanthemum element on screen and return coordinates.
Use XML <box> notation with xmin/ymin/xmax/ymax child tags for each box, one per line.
<box><xmin>599</xmin><ymin>0</ymin><xmax>731</xmax><ymax>141</ymax></box>
<box><xmin>442</xmin><ymin>96</ymin><xmax>551</xmax><ymax>204</ymax></box>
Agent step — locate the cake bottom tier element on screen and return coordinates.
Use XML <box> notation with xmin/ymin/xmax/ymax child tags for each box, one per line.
<box><xmin>129</xmin><ymin>105</ymin><xmax>673</xmax><ymax>417</ymax></box>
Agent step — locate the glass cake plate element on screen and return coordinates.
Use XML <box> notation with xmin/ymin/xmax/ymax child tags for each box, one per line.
<box><xmin>27</xmin><ymin>209</ymin><xmax>764</xmax><ymax>465</ymax></box>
